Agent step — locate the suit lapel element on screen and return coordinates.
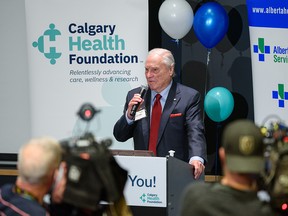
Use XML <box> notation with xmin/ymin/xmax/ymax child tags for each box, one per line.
<box><xmin>157</xmin><ymin>82</ymin><xmax>180</xmax><ymax>143</ymax></box>
<box><xmin>142</xmin><ymin>89</ymin><xmax>151</xmax><ymax>149</ymax></box>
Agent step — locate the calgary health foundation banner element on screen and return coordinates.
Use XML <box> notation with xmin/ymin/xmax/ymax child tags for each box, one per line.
<box><xmin>246</xmin><ymin>0</ymin><xmax>288</xmax><ymax>126</ymax></box>
<box><xmin>25</xmin><ymin>0</ymin><xmax>148</xmax><ymax>148</ymax></box>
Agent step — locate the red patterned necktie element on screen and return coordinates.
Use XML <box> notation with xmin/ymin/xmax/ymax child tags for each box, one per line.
<box><xmin>149</xmin><ymin>94</ymin><xmax>162</xmax><ymax>156</ymax></box>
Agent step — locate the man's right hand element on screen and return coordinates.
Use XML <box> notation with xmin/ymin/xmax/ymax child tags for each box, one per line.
<box><xmin>127</xmin><ymin>93</ymin><xmax>144</xmax><ymax>120</ymax></box>
<box><xmin>52</xmin><ymin>162</ymin><xmax>67</xmax><ymax>203</ymax></box>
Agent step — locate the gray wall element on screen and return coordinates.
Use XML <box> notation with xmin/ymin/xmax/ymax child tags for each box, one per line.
<box><xmin>0</xmin><ymin>0</ymin><xmax>30</xmax><ymax>154</ymax></box>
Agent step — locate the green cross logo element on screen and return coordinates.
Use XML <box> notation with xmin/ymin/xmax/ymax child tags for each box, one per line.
<box><xmin>272</xmin><ymin>84</ymin><xmax>288</xmax><ymax>108</ymax></box>
<box><xmin>253</xmin><ymin>38</ymin><xmax>270</xmax><ymax>62</ymax></box>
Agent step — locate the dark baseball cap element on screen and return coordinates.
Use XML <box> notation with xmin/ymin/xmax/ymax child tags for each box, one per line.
<box><xmin>222</xmin><ymin>119</ymin><xmax>265</xmax><ymax>173</ymax></box>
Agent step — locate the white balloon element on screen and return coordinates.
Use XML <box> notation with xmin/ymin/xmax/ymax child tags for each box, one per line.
<box><xmin>158</xmin><ymin>0</ymin><xmax>194</xmax><ymax>40</ymax></box>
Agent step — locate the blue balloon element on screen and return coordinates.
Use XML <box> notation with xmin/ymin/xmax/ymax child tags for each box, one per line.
<box><xmin>193</xmin><ymin>2</ymin><xmax>229</xmax><ymax>49</ymax></box>
<box><xmin>204</xmin><ymin>87</ymin><xmax>234</xmax><ymax>122</ymax></box>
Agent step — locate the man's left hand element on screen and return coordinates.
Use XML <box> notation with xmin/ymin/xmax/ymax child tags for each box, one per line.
<box><xmin>189</xmin><ymin>160</ymin><xmax>205</xmax><ymax>180</ymax></box>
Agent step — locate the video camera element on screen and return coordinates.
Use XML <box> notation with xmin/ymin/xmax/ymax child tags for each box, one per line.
<box><xmin>57</xmin><ymin>103</ymin><xmax>128</xmax><ymax>213</ymax></box>
<box><xmin>260</xmin><ymin>118</ymin><xmax>288</xmax><ymax>214</ymax></box>
<box><xmin>60</xmin><ymin>133</ymin><xmax>127</xmax><ymax>210</ymax></box>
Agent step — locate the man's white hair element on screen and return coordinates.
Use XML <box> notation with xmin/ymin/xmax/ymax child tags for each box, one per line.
<box><xmin>148</xmin><ymin>48</ymin><xmax>175</xmax><ymax>76</ymax></box>
<box><xmin>17</xmin><ymin>136</ymin><xmax>62</xmax><ymax>185</ymax></box>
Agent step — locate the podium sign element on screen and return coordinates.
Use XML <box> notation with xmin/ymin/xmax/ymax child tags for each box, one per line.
<box><xmin>114</xmin><ymin>156</ymin><xmax>167</xmax><ymax>207</ymax></box>
<box><xmin>114</xmin><ymin>154</ymin><xmax>200</xmax><ymax>216</ymax></box>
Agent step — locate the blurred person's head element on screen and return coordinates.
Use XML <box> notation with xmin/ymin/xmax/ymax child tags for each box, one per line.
<box><xmin>145</xmin><ymin>48</ymin><xmax>175</xmax><ymax>93</ymax></box>
<box><xmin>220</xmin><ymin>119</ymin><xmax>264</xmax><ymax>174</ymax></box>
<box><xmin>16</xmin><ymin>136</ymin><xmax>62</xmax><ymax>202</ymax></box>
<box><xmin>219</xmin><ymin>119</ymin><xmax>265</xmax><ymax>191</ymax></box>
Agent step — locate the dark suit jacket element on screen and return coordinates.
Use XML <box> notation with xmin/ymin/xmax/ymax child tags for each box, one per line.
<box><xmin>113</xmin><ymin>81</ymin><xmax>207</xmax><ymax>163</ymax></box>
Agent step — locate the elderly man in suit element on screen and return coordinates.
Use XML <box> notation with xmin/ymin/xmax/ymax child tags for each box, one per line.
<box><xmin>113</xmin><ymin>48</ymin><xmax>207</xmax><ymax>179</ymax></box>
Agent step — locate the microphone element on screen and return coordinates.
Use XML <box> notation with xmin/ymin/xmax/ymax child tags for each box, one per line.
<box><xmin>130</xmin><ymin>85</ymin><xmax>147</xmax><ymax>117</ymax></box>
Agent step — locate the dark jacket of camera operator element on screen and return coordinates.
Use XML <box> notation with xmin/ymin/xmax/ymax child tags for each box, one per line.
<box><xmin>180</xmin><ymin>119</ymin><xmax>278</xmax><ymax>216</ymax></box>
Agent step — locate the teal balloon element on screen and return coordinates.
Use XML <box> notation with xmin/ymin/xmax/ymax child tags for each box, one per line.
<box><xmin>204</xmin><ymin>87</ymin><xmax>234</xmax><ymax>122</ymax></box>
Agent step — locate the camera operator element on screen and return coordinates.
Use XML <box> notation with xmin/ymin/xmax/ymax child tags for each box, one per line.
<box><xmin>180</xmin><ymin>119</ymin><xmax>278</xmax><ymax>216</ymax></box>
<box><xmin>0</xmin><ymin>136</ymin><xmax>62</xmax><ymax>215</ymax></box>
<box><xmin>261</xmin><ymin>121</ymin><xmax>288</xmax><ymax>216</ymax></box>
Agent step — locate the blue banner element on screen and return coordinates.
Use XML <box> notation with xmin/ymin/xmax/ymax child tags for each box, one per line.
<box><xmin>246</xmin><ymin>0</ymin><xmax>288</xmax><ymax>127</ymax></box>
<box><xmin>246</xmin><ymin>0</ymin><xmax>288</xmax><ymax>28</ymax></box>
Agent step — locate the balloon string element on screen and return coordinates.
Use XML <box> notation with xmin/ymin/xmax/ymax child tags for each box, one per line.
<box><xmin>215</xmin><ymin>122</ymin><xmax>221</xmax><ymax>176</ymax></box>
<box><xmin>203</xmin><ymin>48</ymin><xmax>211</xmax><ymax>122</ymax></box>
<box><xmin>206</xmin><ymin>48</ymin><xmax>211</xmax><ymax>66</ymax></box>
<box><xmin>172</xmin><ymin>39</ymin><xmax>179</xmax><ymax>46</ymax></box>
<box><xmin>204</xmin><ymin>49</ymin><xmax>211</xmax><ymax>97</ymax></box>
<box><xmin>172</xmin><ymin>39</ymin><xmax>181</xmax><ymax>83</ymax></box>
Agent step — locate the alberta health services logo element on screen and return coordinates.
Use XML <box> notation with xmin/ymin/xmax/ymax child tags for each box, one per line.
<box><xmin>272</xmin><ymin>84</ymin><xmax>288</xmax><ymax>108</ymax></box>
<box><xmin>140</xmin><ymin>193</ymin><xmax>163</xmax><ymax>205</ymax></box>
<box><xmin>253</xmin><ymin>37</ymin><xmax>288</xmax><ymax>63</ymax></box>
